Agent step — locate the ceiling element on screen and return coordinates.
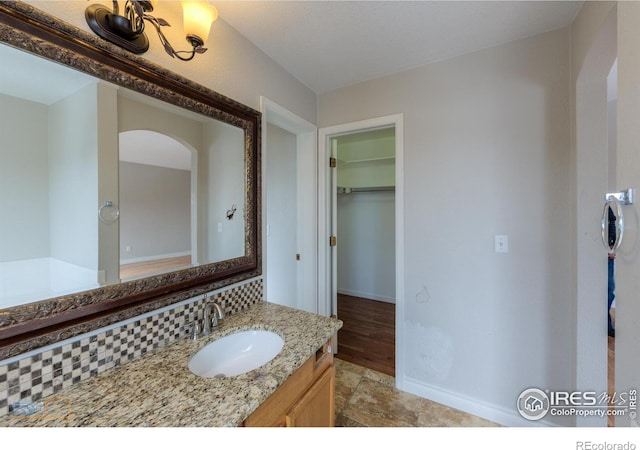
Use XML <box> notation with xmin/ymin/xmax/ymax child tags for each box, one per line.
<box><xmin>215</xmin><ymin>1</ymin><xmax>584</xmax><ymax>94</ymax></box>
<box><xmin>119</xmin><ymin>130</ymin><xmax>192</xmax><ymax>171</ymax></box>
<box><xmin>0</xmin><ymin>42</ymin><xmax>94</xmax><ymax>105</ymax></box>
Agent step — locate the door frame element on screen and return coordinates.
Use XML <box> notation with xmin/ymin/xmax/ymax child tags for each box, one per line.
<box><xmin>318</xmin><ymin>114</ymin><xmax>405</xmax><ymax>385</ymax></box>
<box><xmin>574</xmin><ymin>8</ymin><xmax>616</xmax><ymax>427</ymax></box>
<box><xmin>261</xmin><ymin>97</ymin><xmax>318</xmax><ymax>313</ymax></box>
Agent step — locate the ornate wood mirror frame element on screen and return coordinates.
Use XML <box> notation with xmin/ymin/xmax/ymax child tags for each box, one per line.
<box><xmin>0</xmin><ymin>1</ymin><xmax>261</xmax><ymax>359</ymax></box>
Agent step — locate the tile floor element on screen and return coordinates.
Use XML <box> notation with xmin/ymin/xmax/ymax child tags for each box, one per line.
<box><xmin>334</xmin><ymin>358</ymin><xmax>499</xmax><ymax>427</ymax></box>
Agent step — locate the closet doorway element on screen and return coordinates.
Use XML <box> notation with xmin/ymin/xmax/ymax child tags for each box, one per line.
<box><xmin>333</xmin><ymin>128</ymin><xmax>396</xmax><ymax>376</ymax></box>
<box><xmin>319</xmin><ymin>114</ymin><xmax>404</xmax><ymax>381</ymax></box>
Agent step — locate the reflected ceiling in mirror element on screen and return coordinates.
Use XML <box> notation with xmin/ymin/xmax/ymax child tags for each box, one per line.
<box><xmin>0</xmin><ymin>2</ymin><xmax>261</xmax><ymax>359</ymax></box>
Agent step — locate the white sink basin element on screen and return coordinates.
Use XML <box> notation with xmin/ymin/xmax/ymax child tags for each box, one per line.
<box><xmin>188</xmin><ymin>329</ymin><xmax>284</xmax><ymax>378</ymax></box>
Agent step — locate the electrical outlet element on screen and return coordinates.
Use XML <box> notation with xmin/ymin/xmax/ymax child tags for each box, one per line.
<box><xmin>495</xmin><ymin>235</ymin><xmax>509</xmax><ymax>253</ymax></box>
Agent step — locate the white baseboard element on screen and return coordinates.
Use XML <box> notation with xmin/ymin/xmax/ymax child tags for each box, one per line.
<box><xmin>401</xmin><ymin>375</ymin><xmax>559</xmax><ymax>427</ymax></box>
<box><xmin>337</xmin><ymin>288</ymin><xmax>395</xmax><ymax>304</ymax></box>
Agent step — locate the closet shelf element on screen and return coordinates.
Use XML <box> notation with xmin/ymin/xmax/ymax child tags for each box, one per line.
<box><xmin>339</xmin><ymin>156</ymin><xmax>395</xmax><ymax>165</ymax></box>
<box><xmin>337</xmin><ymin>186</ymin><xmax>395</xmax><ymax>194</ymax></box>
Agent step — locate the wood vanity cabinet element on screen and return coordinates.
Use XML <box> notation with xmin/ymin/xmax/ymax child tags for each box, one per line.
<box><xmin>243</xmin><ymin>338</ymin><xmax>335</xmax><ymax>427</ymax></box>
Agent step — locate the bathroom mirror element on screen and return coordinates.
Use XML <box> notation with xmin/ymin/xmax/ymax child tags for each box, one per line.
<box><xmin>0</xmin><ymin>2</ymin><xmax>261</xmax><ymax>359</ymax></box>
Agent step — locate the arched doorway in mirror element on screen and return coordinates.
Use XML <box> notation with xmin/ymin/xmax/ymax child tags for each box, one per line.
<box><xmin>118</xmin><ymin>130</ymin><xmax>195</xmax><ymax>280</ymax></box>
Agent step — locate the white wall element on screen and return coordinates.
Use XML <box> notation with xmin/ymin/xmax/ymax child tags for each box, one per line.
<box><xmin>0</xmin><ymin>94</ymin><xmax>49</xmax><ymax>262</ymax></box>
<box><xmin>48</xmin><ymin>82</ymin><xmax>100</xmax><ymax>271</ymax></box>
<box><xmin>201</xmin><ymin>119</ymin><xmax>246</xmax><ymax>263</ymax></box>
<box><xmin>1</xmin><ymin>84</ymin><xmax>109</xmax><ymax>283</ymax></box>
<box><xmin>265</xmin><ymin>123</ymin><xmax>298</xmax><ymax>307</ymax></box>
<box><xmin>608</xmin><ymin>99</ymin><xmax>617</xmax><ymax>193</ymax></box>
<box><xmin>319</xmin><ymin>28</ymin><xmax>572</xmax><ymax>426</ymax></box>
<box><xmin>337</xmin><ymin>191</ymin><xmax>395</xmax><ymax>303</ymax></box>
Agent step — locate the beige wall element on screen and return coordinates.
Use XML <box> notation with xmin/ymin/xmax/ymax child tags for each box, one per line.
<box><xmin>119</xmin><ymin>161</ymin><xmax>191</xmax><ymax>262</ymax></box>
<box><xmin>319</xmin><ymin>28</ymin><xmax>572</xmax><ymax>425</ymax></box>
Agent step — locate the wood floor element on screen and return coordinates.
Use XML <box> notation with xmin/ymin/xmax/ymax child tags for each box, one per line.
<box><xmin>608</xmin><ymin>336</ymin><xmax>615</xmax><ymax>427</ymax></box>
<box><xmin>335</xmin><ymin>294</ymin><xmax>395</xmax><ymax>377</ymax></box>
<box><xmin>120</xmin><ymin>255</ymin><xmax>192</xmax><ymax>280</ymax></box>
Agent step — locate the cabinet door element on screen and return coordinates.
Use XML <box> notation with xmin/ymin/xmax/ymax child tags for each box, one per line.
<box><xmin>285</xmin><ymin>365</ymin><xmax>335</xmax><ymax>427</ymax></box>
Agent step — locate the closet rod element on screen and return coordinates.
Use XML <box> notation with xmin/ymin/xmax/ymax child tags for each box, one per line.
<box><xmin>337</xmin><ymin>186</ymin><xmax>395</xmax><ymax>194</ymax></box>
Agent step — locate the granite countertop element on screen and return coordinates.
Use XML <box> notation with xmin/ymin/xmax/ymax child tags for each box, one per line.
<box><xmin>0</xmin><ymin>302</ymin><xmax>342</xmax><ymax>427</ymax></box>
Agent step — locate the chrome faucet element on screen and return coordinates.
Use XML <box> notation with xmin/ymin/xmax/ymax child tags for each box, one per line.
<box><xmin>202</xmin><ymin>301</ymin><xmax>225</xmax><ymax>335</ymax></box>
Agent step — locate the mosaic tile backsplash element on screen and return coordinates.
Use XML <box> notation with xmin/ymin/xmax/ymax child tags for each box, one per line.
<box><xmin>0</xmin><ymin>278</ymin><xmax>263</xmax><ymax>417</ymax></box>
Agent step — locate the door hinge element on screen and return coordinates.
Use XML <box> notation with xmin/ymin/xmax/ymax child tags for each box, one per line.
<box><xmin>296</xmin><ymin>253</ymin><xmax>301</xmax><ymax>261</ymax></box>
<box><xmin>329</xmin><ymin>157</ymin><xmax>337</xmax><ymax>168</ymax></box>
<box><xmin>329</xmin><ymin>235</ymin><xmax>337</xmax><ymax>247</ymax></box>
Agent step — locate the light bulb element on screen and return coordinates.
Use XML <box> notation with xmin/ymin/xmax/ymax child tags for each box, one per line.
<box><xmin>182</xmin><ymin>1</ymin><xmax>218</xmax><ymax>44</ymax></box>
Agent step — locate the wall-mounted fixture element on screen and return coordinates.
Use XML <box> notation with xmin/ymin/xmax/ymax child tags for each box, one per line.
<box><xmin>98</xmin><ymin>200</ymin><xmax>120</xmax><ymax>224</ymax></box>
<box><xmin>226</xmin><ymin>204</ymin><xmax>237</xmax><ymax>220</ymax></box>
<box><xmin>85</xmin><ymin>0</ymin><xmax>217</xmax><ymax>61</ymax></box>
<box><xmin>601</xmin><ymin>188</ymin><xmax>635</xmax><ymax>253</ymax></box>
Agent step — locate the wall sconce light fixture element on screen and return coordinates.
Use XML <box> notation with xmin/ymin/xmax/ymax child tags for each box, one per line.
<box><xmin>85</xmin><ymin>1</ymin><xmax>218</xmax><ymax>61</ymax></box>
<box><xmin>226</xmin><ymin>204</ymin><xmax>237</xmax><ymax>220</ymax></box>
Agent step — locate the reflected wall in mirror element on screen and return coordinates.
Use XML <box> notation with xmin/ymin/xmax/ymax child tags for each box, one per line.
<box><xmin>119</xmin><ymin>130</ymin><xmax>194</xmax><ymax>280</ymax></box>
<box><xmin>0</xmin><ymin>42</ymin><xmax>105</xmax><ymax>309</ymax></box>
<box><xmin>0</xmin><ymin>2</ymin><xmax>261</xmax><ymax>359</ymax></box>
<box><xmin>117</xmin><ymin>89</ymin><xmax>247</xmax><ymax>281</ymax></box>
